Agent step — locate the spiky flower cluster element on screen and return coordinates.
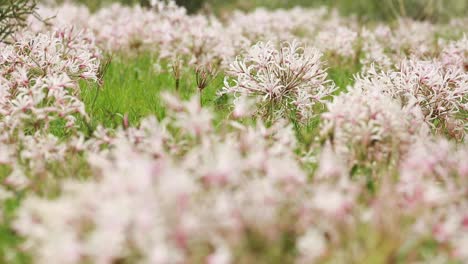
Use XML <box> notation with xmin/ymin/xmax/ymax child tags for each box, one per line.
<box><xmin>222</xmin><ymin>41</ymin><xmax>335</xmax><ymax>121</ymax></box>
<box><xmin>0</xmin><ymin>27</ymin><xmax>100</xmax><ymax>136</ymax></box>
<box><xmin>321</xmin><ymin>88</ymin><xmax>427</xmax><ymax>168</ymax></box>
<box><xmin>0</xmin><ymin>26</ymin><xmax>100</xmax><ymax>196</ymax></box>
<box><xmin>355</xmin><ymin>59</ymin><xmax>468</xmax><ymax>137</ymax></box>
<box><xmin>439</xmin><ymin>35</ymin><xmax>468</xmax><ymax>71</ymax></box>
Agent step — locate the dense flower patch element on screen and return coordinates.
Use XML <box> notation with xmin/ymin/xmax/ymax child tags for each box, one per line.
<box><xmin>0</xmin><ymin>1</ymin><xmax>466</xmax><ymax>263</ymax></box>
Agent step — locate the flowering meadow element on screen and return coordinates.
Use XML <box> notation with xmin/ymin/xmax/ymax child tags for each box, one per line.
<box><xmin>0</xmin><ymin>1</ymin><xmax>467</xmax><ymax>263</ymax></box>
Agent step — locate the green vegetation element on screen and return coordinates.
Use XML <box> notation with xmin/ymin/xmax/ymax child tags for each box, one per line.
<box><xmin>216</xmin><ymin>0</ymin><xmax>468</xmax><ymax>22</ymax></box>
<box><xmin>62</xmin><ymin>0</ymin><xmax>468</xmax><ymax>22</ymax></box>
<box><xmin>80</xmin><ymin>54</ymin><xmax>227</xmax><ymax>129</ymax></box>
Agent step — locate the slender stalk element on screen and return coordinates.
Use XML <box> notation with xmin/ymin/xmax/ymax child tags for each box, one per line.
<box><xmin>398</xmin><ymin>0</ymin><xmax>407</xmax><ymax>17</ymax></box>
<box><xmin>199</xmin><ymin>88</ymin><xmax>203</xmax><ymax>107</ymax></box>
<box><xmin>175</xmin><ymin>78</ymin><xmax>180</xmax><ymax>91</ymax></box>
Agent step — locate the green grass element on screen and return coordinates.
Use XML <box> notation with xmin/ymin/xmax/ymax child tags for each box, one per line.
<box><xmin>80</xmin><ymin>54</ymin><xmax>227</xmax><ymax>131</ymax></box>
<box><xmin>0</xmin><ymin>194</ymin><xmax>29</xmax><ymax>264</ymax></box>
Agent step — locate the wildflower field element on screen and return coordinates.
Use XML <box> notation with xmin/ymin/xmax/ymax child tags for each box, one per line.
<box><xmin>0</xmin><ymin>0</ymin><xmax>467</xmax><ymax>263</ymax></box>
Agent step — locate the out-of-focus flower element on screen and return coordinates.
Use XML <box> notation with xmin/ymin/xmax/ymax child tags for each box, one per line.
<box><xmin>321</xmin><ymin>88</ymin><xmax>425</xmax><ymax>168</ymax></box>
<box><xmin>297</xmin><ymin>228</ymin><xmax>327</xmax><ymax>263</ymax></box>
<box><xmin>439</xmin><ymin>35</ymin><xmax>468</xmax><ymax>71</ymax></box>
<box><xmin>315</xmin><ymin>26</ymin><xmax>358</xmax><ymax>58</ymax></box>
<box><xmin>355</xmin><ymin>59</ymin><xmax>468</xmax><ymax>137</ymax></box>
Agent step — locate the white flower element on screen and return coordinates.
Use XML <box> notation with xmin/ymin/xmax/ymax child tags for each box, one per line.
<box><xmin>297</xmin><ymin>228</ymin><xmax>326</xmax><ymax>263</ymax></box>
<box><xmin>222</xmin><ymin>40</ymin><xmax>335</xmax><ymax>122</ymax></box>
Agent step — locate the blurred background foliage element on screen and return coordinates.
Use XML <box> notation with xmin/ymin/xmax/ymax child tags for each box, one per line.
<box><xmin>50</xmin><ymin>0</ymin><xmax>467</xmax><ymax>22</ymax></box>
<box><xmin>1</xmin><ymin>0</ymin><xmax>38</xmax><ymax>41</ymax></box>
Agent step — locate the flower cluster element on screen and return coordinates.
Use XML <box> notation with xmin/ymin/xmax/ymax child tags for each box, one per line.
<box><xmin>0</xmin><ymin>26</ymin><xmax>100</xmax><ymax>196</ymax></box>
<box><xmin>397</xmin><ymin>139</ymin><xmax>468</xmax><ymax>261</ymax></box>
<box><xmin>315</xmin><ymin>25</ymin><xmax>358</xmax><ymax>58</ymax></box>
<box><xmin>360</xmin><ymin>19</ymin><xmax>437</xmax><ymax>69</ymax></box>
<box><xmin>0</xmin><ymin>27</ymin><xmax>100</xmax><ymax>136</ymax></box>
<box><xmin>222</xmin><ymin>41</ymin><xmax>335</xmax><ymax>121</ymax></box>
<box><xmin>355</xmin><ymin>59</ymin><xmax>467</xmax><ymax>137</ymax></box>
<box><xmin>439</xmin><ymin>35</ymin><xmax>468</xmax><ymax>71</ymax></box>
<box><xmin>321</xmin><ymin>87</ymin><xmax>427</xmax><ymax>168</ymax></box>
